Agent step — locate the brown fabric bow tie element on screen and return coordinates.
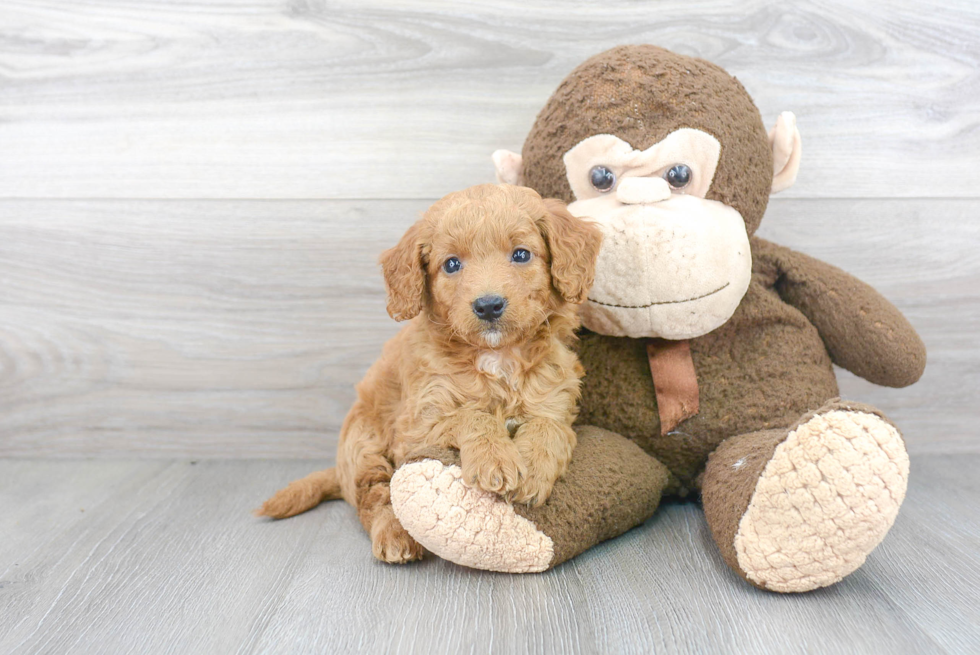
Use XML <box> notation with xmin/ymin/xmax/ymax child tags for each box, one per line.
<box><xmin>646</xmin><ymin>338</ymin><xmax>700</xmax><ymax>435</ymax></box>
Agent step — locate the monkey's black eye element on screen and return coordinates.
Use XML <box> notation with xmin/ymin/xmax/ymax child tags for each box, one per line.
<box><xmin>443</xmin><ymin>257</ymin><xmax>462</xmax><ymax>274</ymax></box>
<box><xmin>511</xmin><ymin>248</ymin><xmax>531</xmax><ymax>264</ymax></box>
<box><xmin>665</xmin><ymin>164</ymin><xmax>692</xmax><ymax>189</ymax></box>
<box><xmin>590</xmin><ymin>165</ymin><xmax>616</xmax><ymax>192</ymax></box>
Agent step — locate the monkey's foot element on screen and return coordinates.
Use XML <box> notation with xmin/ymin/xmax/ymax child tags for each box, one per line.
<box><xmin>391</xmin><ymin>458</ymin><xmax>554</xmax><ymax>573</ymax></box>
<box><xmin>390</xmin><ymin>427</ymin><xmax>671</xmax><ymax>573</ymax></box>
<box><xmin>703</xmin><ymin>400</ymin><xmax>910</xmax><ymax>593</ymax></box>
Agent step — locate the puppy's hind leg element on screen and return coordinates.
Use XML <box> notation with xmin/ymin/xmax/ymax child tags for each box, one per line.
<box><xmin>346</xmin><ymin>417</ymin><xmax>424</xmax><ymax>564</ymax></box>
<box><xmin>363</xmin><ymin>486</ymin><xmax>425</xmax><ymax>564</ymax></box>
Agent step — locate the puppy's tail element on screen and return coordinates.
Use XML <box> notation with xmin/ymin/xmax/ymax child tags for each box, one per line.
<box><xmin>255</xmin><ymin>467</ymin><xmax>342</xmax><ymax>519</ymax></box>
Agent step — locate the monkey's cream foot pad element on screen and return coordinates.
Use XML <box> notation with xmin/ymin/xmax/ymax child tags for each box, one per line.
<box><xmin>736</xmin><ymin>409</ymin><xmax>910</xmax><ymax>592</ymax></box>
<box><xmin>390</xmin><ymin>459</ymin><xmax>554</xmax><ymax>573</ymax></box>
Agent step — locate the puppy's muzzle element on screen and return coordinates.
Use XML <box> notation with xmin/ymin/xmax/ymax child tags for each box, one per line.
<box><xmin>472</xmin><ymin>295</ymin><xmax>507</xmax><ymax>322</ymax></box>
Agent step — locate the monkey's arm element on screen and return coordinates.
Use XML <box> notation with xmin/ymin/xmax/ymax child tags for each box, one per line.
<box><xmin>754</xmin><ymin>238</ymin><xmax>926</xmax><ymax>388</ymax></box>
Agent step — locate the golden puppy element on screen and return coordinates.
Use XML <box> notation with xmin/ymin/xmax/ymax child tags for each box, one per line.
<box><xmin>257</xmin><ymin>184</ymin><xmax>602</xmax><ymax>563</ymax></box>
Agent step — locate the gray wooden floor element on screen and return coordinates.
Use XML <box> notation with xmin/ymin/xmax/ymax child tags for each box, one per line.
<box><xmin>2</xmin><ymin>0</ymin><xmax>980</xmax><ymax>653</ymax></box>
<box><xmin>1</xmin><ymin>455</ymin><xmax>978</xmax><ymax>654</ymax></box>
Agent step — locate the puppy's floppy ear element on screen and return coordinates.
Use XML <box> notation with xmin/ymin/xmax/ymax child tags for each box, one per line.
<box><xmin>379</xmin><ymin>220</ymin><xmax>428</xmax><ymax>321</ymax></box>
<box><xmin>537</xmin><ymin>198</ymin><xmax>602</xmax><ymax>304</ymax></box>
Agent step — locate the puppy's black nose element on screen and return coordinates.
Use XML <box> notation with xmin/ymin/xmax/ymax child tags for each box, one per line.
<box><xmin>472</xmin><ymin>295</ymin><xmax>507</xmax><ymax>321</ymax></box>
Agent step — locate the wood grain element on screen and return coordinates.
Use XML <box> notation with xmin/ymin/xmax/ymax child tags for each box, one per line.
<box><xmin>1</xmin><ymin>456</ymin><xmax>977</xmax><ymax>654</ymax></box>
<box><xmin>0</xmin><ymin>198</ymin><xmax>975</xmax><ymax>457</ymax></box>
<box><xmin>1</xmin><ymin>0</ymin><xmax>978</xmax><ymax>199</ymax></box>
<box><xmin>0</xmin><ymin>199</ymin><xmax>414</xmax><ymax>457</ymax></box>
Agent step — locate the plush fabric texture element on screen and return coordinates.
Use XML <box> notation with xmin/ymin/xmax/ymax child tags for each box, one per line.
<box><xmin>390</xmin><ymin>457</ymin><xmax>555</xmax><ymax>573</ymax></box>
<box><xmin>769</xmin><ymin>111</ymin><xmax>802</xmax><ymax>194</ymax></box>
<box><xmin>569</xmin><ymin>193</ymin><xmax>754</xmax><ymax>340</ymax></box>
<box><xmin>699</xmin><ymin>427</ymin><xmax>788</xmax><ymax>584</ymax></box>
<box><xmin>577</xmin><ymin>237</ymin><xmax>842</xmax><ymax>490</ymax></box>
<box><xmin>770</xmin><ymin>247</ymin><xmax>927</xmax><ymax>388</ymax></box>
<box><xmin>574</xmin><ymin>237</ymin><xmax>925</xmax><ymax>489</ymax></box>
<box><xmin>703</xmin><ymin>400</ymin><xmax>909</xmax><ymax>592</ymax></box>
<box><xmin>511</xmin><ymin>425</ymin><xmax>672</xmax><ymax>567</ymax></box>
<box><xmin>391</xmin><ymin>427</ymin><xmax>672</xmax><ymax>571</ymax></box>
<box><xmin>521</xmin><ymin>44</ymin><xmax>773</xmax><ymax>235</ymax></box>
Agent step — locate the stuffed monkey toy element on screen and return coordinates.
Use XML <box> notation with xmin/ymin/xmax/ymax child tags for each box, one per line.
<box><xmin>388</xmin><ymin>45</ymin><xmax>926</xmax><ymax>592</ymax></box>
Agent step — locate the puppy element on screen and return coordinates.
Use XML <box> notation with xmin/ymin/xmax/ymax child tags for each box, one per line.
<box><xmin>257</xmin><ymin>184</ymin><xmax>602</xmax><ymax>563</ymax></box>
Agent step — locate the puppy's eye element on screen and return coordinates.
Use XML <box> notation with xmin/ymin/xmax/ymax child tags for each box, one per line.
<box><xmin>665</xmin><ymin>164</ymin><xmax>692</xmax><ymax>189</ymax></box>
<box><xmin>442</xmin><ymin>257</ymin><xmax>462</xmax><ymax>274</ymax></box>
<box><xmin>589</xmin><ymin>165</ymin><xmax>616</xmax><ymax>192</ymax></box>
<box><xmin>511</xmin><ymin>248</ymin><xmax>531</xmax><ymax>264</ymax></box>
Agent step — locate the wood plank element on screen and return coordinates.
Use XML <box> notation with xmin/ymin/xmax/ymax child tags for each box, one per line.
<box><xmin>0</xmin><ymin>460</ymin><xmax>182</xmax><ymax>650</ymax></box>
<box><xmin>860</xmin><ymin>454</ymin><xmax>980</xmax><ymax>654</ymax></box>
<box><xmin>0</xmin><ymin>460</ymin><xmax>172</xmax><ymax>590</ymax></box>
<box><xmin>0</xmin><ymin>198</ymin><xmax>975</xmax><ymax>457</ymax></box>
<box><xmin>1</xmin><ymin>0</ymin><xmax>979</xmax><ymax>199</ymax></box>
<box><xmin>1</xmin><ymin>456</ymin><xmax>977</xmax><ymax>653</ymax></box>
<box><xmin>0</xmin><ymin>199</ymin><xmax>416</xmax><ymax>457</ymax></box>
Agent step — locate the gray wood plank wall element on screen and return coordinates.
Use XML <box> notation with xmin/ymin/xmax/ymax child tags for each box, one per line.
<box><xmin>1</xmin><ymin>0</ymin><xmax>978</xmax><ymax>457</ymax></box>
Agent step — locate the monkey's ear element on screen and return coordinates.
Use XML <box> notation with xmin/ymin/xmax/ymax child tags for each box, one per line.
<box><xmin>538</xmin><ymin>199</ymin><xmax>603</xmax><ymax>304</ymax></box>
<box><xmin>492</xmin><ymin>149</ymin><xmax>523</xmax><ymax>186</ymax></box>
<box><xmin>769</xmin><ymin>111</ymin><xmax>802</xmax><ymax>195</ymax></box>
<box><xmin>379</xmin><ymin>221</ymin><xmax>427</xmax><ymax>321</ymax></box>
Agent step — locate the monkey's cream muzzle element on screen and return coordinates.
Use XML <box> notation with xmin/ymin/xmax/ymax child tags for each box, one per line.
<box><xmin>567</xmin><ymin>193</ymin><xmax>751</xmax><ymax>340</ymax></box>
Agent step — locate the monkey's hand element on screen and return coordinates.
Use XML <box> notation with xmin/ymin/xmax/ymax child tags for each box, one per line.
<box><xmin>759</xmin><ymin>238</ymin><xmax>926</xmax><ymax>388</ymax></box>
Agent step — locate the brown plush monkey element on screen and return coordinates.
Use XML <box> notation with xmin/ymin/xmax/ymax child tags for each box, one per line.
<box><xmin>388</xmin><ymin>45</ymin><xmax>926</xmax><ymax>592</ymax></box>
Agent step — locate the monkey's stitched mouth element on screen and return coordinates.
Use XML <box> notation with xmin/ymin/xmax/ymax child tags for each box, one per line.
<box><xmin>587</xmin><ymin>282</ymin><xmax>730</xmax><ymax>309</ymax></box>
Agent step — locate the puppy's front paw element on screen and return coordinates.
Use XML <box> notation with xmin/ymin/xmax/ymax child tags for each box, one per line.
<box><xmin>506</xmin><ymin>464</ymin><xmax>558</xmax><ymax>507</ymax></box>
<box><xmin>461</xmin><ymin>439</ymin><xmax>527</xmax><ymax>495</ymax></box>
<box><xmin>507</xmin><ymin>421</ymin><xmax>572</xmax><ymax>507</ymax></box>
